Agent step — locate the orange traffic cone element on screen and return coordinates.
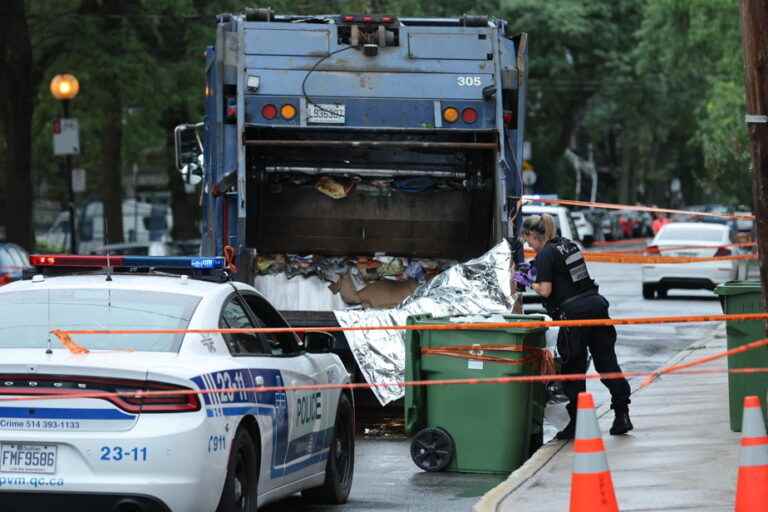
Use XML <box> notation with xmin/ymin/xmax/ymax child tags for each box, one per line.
<box><xmin>734</xmin><ymin>395</ymin><xmax>768</xmax><ymax>512</ymax></box>
<box><xmin>570</xmin><ymin>392</ymin><xmax>619</xmax><ymax>512</ymax></box>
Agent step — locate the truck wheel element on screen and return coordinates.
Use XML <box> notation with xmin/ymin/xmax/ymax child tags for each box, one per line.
<box><xmin>217</xmin><ymin>426</ymin><xmax>259</xmax><ymax>512</ymax></box>
<box><xmin>642</xmin><ymin>284</ymin><xmax>655</xmax><ymax>300</ymax></box>
<box><xmin>410</xmin><ymin>427</ymin><xmax>455</xmax><ymax>472</ymax></box>
<box><xmin>303</xmin><ymin>394</ymin><xmax>355</xmax><ymax>504</ymax></box>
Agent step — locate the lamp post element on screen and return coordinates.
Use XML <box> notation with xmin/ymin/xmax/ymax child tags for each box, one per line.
<box><xmin>50</xmin><ymin>74</ymin><xmax>80</xmax><ymax>254</ymax></box>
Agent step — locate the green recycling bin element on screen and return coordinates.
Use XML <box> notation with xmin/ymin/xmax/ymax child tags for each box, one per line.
<box><xmin>404</xmin><ymin>314</ymin><xmax>549</xmax><ymax>474</ymax></box>
<box><xmin>714</xmin><ymin>281</ymin><xmax>768</xmax><ymax>432</ymax></box>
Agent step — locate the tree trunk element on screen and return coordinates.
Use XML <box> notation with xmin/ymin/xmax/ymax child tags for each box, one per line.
<box><xmin>0</xmin><ymin>0</ymin><xmax>35</xmax><ymax>250</ymax></box>
<box><xmin>739</xmin><ymin>0</ymin><xmax>768</xmax><ymax>320</ymax></box>
<box><xmin>101</xmin><ymin>89</ymin><xmax>124</xmax><ymax>244</ymax></box>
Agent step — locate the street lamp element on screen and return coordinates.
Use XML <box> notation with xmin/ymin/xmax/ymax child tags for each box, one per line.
<box><xmin>50</xmin><ymin>74</ymin><xmax>80</xmax><ymax>254</ymax></box>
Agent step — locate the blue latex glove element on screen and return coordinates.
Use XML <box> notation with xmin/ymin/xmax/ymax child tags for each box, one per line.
<box><xmin>514</xmin><ymin>269</ymin><xmax>535</xmax><ymax>288</ymax></box>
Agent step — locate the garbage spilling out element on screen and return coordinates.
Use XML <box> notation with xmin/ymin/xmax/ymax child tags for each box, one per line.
<box><xmin>255</xmin><ymin>253</ymin><xmax>458</xmax><ymax>309</ymax></box>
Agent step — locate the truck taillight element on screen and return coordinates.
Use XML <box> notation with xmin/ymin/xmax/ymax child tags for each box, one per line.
<box><xmin>261</xmin><ymin>104</ymin><xmax>278</xmax><ymax>120</ymax></box>
<box><xmin>443</xmin><ymin>107</ymin><xmax>459</xmax><ymax>123</ymax></box>
<box><xmin>645</xmin><ymin>245</ymin><xmax>660</xmax><ymax>255</ymax></box>
<box><xmin>503</xmin><ymin>111</ymin><xmax>514</xmax><ymax>126</ymax></box>
<box><xmin>225</xmin><ymin>96</ymin><xmax>237</xmax><ymax>121</ymax></box>
<box><xmin>280</xmin><ymin>104</ymin><xmax>297</xmax><ymax>120</ymax></box>
<box><xmin>462</xmin><ymin>108</ymin><xmax>478</xmax><ymax>124</ymax></box>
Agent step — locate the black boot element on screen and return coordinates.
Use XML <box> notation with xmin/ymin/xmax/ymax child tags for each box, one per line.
<box><xmin>555</xmin><ymin>418</ymin><xmax>576</xmax><ymax>440</ymax></box>
<box><xmin>610</xmin><ymin>410</ymin><xmax>633</xmax><ymax>435</ymax></box>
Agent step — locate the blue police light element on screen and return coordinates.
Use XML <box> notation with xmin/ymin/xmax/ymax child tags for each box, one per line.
<box><xmin>121</xmin><ymin>256</ymin><xmax>226</xmax><ymax>269</ymax></box>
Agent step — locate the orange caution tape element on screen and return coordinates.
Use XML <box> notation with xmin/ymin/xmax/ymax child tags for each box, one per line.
<box><xmin>1</xmin><ymin>362</ymin><xmax>767</xmax><ymax>405</ymax></box>
<box><xmin>50</xmin><ymin>330</ymin><xmax>89</xmax><ymax>354</ymax></box>
<box><xmin>522</xmin><ymin>196</ymin><xmax>754</xmax><ymax>221</ymax></box>
<box><xmin>421</xmin><ymin>344</ymin><xmax>556</xmax><ymax>375</ymax></box>
<box><xmin>50</xmin><ymin>312</ymin><xmax>768</xmax><ymax>338</ymax></box>
<box><xmin>523</xmin><ymin>248</ymin><xmax>757</xmax><ymax>264</ymax></box>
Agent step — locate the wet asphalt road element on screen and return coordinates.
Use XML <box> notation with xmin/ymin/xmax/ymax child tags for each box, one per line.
<box><xmin>265</xmin><ymin>255</ymin><xmax>727</xmax><ymax>512</ymax></box>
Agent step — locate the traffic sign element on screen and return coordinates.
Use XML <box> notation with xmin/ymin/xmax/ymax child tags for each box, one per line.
<box><xmin>53</xmin><ymin>118</ymin><xmax>80</xmax><ymax>156</ymax></box>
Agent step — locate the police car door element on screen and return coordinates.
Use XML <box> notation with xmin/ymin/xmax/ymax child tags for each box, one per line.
<box><xmin>240</xmin><ymin>293</ymin><xmax>329</xmax><ymax>488</ymax></box>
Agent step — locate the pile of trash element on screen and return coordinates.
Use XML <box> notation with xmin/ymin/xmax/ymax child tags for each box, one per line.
<box><xmin>255</xmin><ymin>254</ymin><xmax>457</xmax><ymax>308</ymax></box>
<box><xmin>267</xmin><ymin>173</ymin><xmax>472</xmax><ymax>200</ymax></box>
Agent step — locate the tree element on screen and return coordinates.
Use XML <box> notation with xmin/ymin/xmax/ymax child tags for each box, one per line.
<box><xmin>0</xmin><ymin>0</ymin><xmax>36</xmax><ymax>249</ymax></box>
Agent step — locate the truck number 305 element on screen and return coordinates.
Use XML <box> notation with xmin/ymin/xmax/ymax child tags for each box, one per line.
<box><xmin>457</xmin><ymin>76</ymin><xmax>482</xmax><ymax>87</ymax></box>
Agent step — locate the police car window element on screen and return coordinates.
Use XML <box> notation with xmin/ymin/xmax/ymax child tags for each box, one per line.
<box><xmin>0</xmin><ymin>289</ymin><xmax>200</xmax><ymax>352</ymax></box>
<box><xmin>219</xmin><ymin>298</ymin><xmax>270</xmax><ymax>356</ymax></box>
<box><xmin>240</xmin><ymin>294</ymin><xmax>301</xmax><ymax>356</ymax></box>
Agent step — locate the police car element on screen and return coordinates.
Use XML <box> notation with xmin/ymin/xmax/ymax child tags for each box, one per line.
<box><xmin>0</xmin><ymin>255</ymin><xmax>354</xmax><ymax>512</ymax></box>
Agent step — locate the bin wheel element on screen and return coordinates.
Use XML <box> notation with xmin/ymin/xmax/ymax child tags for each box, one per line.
<box><xmin>410</xmin><ymin>427</ymin><xmax>455</xmax><ymax>472</ymax></box>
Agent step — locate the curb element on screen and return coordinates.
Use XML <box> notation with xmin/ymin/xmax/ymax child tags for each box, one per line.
<box><xmin>472</xmin><ymin>333</ymin><xmax>718</xmax><ymax>512</ymax></box>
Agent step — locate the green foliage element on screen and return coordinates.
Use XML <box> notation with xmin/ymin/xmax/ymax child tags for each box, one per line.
<box><xmin>10</xmin><ymin>0</ymin><xmax>754</xmax><ymax>228</ymax></box>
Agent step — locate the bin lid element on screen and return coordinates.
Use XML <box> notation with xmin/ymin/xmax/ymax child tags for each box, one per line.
<box><xmin>407</xmin><ymin>313</ymin><xmax>548</xmax><ymax>334</ymax></box>
<box><xmin>714</xmin><ymin>280</ymin><xmax>763</xmax><ymax>297</ymax></box>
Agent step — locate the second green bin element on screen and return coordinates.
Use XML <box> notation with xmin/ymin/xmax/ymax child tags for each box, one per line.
<box><xmin>405</xmin><ymin>314</ymin><xmax>549</xmax><ymax>474</ymax></box>
<box><xmin>714</xmin><ymin>280</ymin><xmax>768</xmax><ymax>432</ymax></box>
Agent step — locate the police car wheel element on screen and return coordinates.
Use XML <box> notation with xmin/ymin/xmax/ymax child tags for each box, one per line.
<box><xmin>302</xmin><ymin>394</ymin><xmax>355</xmax><ymax>504</ymax></box>
<box><xmin>410</xmin><ymin>427</ymin><xmax>455</xmax><ymax>472</ymax></box>
<box><xmin>217</xmin><ymin>426</ymin><xmax>259</xmax><ymax>512</ymax></box>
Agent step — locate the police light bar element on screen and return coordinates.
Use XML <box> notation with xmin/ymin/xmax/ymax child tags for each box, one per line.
<box><xmin>30</xmin><ymin>255</ymin><xmax>225</xmax><ymax>270</ymax></box>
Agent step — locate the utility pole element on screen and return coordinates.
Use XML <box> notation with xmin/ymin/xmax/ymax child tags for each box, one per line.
<box><xmin>740</xmin><ymin>0</ymin><xmax>768</xmax><ymax>317</ymax></box>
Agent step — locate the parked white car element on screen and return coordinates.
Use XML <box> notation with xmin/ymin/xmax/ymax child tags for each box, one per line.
<box><xmin>0</xmin><ymin>256</ymin><xmax>353</xmax><ymax>511</ymax></box>
<box><xmin>570</xmin><ymin>211</ymin><xmax>595</xmax><ymax>246</ymax></box>
<box><xmin>641</xmin><ymin>222</ymin><xmax>737</xmax><ymax>299</ymax></box>
<box><xmin>520</xmin><ymin>204</ymin><xmax>580</xmax><ymax>243</ymax></box>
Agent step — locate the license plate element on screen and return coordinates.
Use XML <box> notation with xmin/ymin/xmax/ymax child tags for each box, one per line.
<box><xmin>307</xmin><ymin>103</ymin><xmax>345</xmax><ymax>124</ymax></box>
<box><xmin>0</xmin><ymin>443</ymin><xmax>57</xmax><ymax>474</ymax></box>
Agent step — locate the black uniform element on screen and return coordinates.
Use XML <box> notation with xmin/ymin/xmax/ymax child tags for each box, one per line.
<box><xmin>534</xmin><ymin>236</ymin><xmax>631</xmax><ymax>418</ymax></box>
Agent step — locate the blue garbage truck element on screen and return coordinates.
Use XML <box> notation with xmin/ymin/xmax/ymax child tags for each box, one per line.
<box><xmin>175</xmin><ymin>8</ymin><xmax>528</xmax><ymax>386</ymax></box>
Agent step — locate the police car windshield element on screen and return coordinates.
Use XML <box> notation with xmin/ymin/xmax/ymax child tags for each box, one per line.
<box><xmin>0</xmin><ymin>289</ymin><xmax>201</xmax><ymax>352</ymax></box>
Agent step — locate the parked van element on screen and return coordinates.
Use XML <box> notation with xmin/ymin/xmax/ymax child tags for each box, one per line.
<box><xmin>38</xmin><ymin>199</ymin><xmax>172</xmax><ymax>254</ymax></box>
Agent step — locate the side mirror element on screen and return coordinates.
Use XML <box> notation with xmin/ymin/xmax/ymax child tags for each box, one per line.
<box><xmin>305</xmin><ymin>332</ymin><xmax>335</xmax><ymax>354</ymax></box>
<box><xmin>174</xmin><ymin>123</ymin><xmax>204</xmax><ymax>184</ymax></box>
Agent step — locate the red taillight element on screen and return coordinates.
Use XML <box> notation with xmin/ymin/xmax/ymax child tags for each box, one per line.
<box><xmin>117</xmin><ymin>385</ymin><xmax>200</xmax><ymax>413</ymax></box>
<box><xmin>0</xmin><ymin>273</ymin><xmax>11</xmax><ymax>286</ymax></box>
<box><xmin>714</xmin><ymin>246</ymin><xmax>732</xmax><ymax>257</ymax></box>
<box><xmin>261</xmin><ymin>104</ymin><xmax>278</xmax><ymax>120</ymax></box>
<box><xmin>503</xmin><ymin>111</ymin><xmax>513</xmax><ymax>126</ymax></box>
<box><xmin>343</xmin><ymin>15</ymin><xmax>355</xmax><ymax>22</ymax></box>
<box><xmin>462</xmin><ymin>108</ymin><xmax>478</xmax><ymax>124</ymax></box>
<box><xmin>362</xmin><ymin>15</ymin><xmax>373</xmax><ymax>23</ymax></box>
<box><xmin>382</xmin><ymin>15</ymin><xmax>393</xmax><ymax>23</ymax></box>
<box><xmin>645</xmin><ymin>245</ymin><xmax>660</xmax><ymax>255</ymax></box>
<box><xmin>0</xmin><ymin>375</ymin><xmax>200</xmax><ymax>414</ymax></box>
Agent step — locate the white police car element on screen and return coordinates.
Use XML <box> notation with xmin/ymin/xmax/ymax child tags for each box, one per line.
<box><xmin>0</xmin><ymin>255</ymin><xmax>354</xmax><ymax>512</ymax></box>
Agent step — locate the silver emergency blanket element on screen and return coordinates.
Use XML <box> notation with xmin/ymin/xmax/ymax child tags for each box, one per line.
<box><xmin>334</xmin><ymin>240</ymin><xmax>517</xmax><ymax>405</ymax></box>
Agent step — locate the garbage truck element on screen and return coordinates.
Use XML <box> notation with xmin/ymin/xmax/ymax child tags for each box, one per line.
<box><xmin>175</xmin><ymin>8</ymin><xmax>529</xmax><ymax>393</ymax></box>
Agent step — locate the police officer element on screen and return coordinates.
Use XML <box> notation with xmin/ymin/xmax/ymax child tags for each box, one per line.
<box><xmin>517</xmin><ymin>214</ymin><xmax>632</xmax><ymax>440</ymax></box>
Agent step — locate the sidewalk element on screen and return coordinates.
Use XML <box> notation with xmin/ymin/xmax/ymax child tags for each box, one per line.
<box><xmin>475</xmin><ymin>333</ymin><xmax>740</xmax><ymax>512</ymax></box>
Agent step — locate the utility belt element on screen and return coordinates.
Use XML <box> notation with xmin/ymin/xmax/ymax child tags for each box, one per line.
<box><xmin>557</xmin><ymin>289</ymin><xmax>608</xmax><ymax>320</ymax></box>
